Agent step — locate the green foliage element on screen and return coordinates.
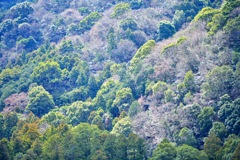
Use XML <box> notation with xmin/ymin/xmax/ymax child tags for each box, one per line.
<box><xmin>221</xmin><ymin>0</ymin><xmax>240</xmax><ymax>16</ymax></box>
<box><xmin>0</xmin><ymin>114</ymin><xmax>3</xmax><ymax>139</ymax></box>
<box><xmin>78</xmin><ymin>7</ymin><xmax>91</xmax><ymax>16</ymax></box>
<box><xmin>202</xmin><ymin>66</ymin><xmax>234</xmax><ymax>100</ymax></box>
<box><xmin>69</xmin><ymin>60</ymin><xmax>89</xmax><ymax>86</ymax></box>
<box><xmin>176</xmin><ymin>144</ymin><xmax>207</xmax><ymax>160</ymax></box>
<box><xmin>233</xmin><ymin>62</ymin><xmax>240</xmax><ymax>96</ymax></box>
<box><xmin>111</xmin><ymin>3</ymin><xmax>130</xmax><ymax>18</ymax></box>
<box><xmin>92</xmin><ymin>115</ymin><xmax>104</xmax><ymax>129</ymax></box>
<box><xmin>103</xmin><ymin>134</ymin><xmax>117</xmax><ymax>159</ymax></box>
<box><xmin>110</xmin><ymin>63</ymin><xmax>128</xmax><ymax>80</ymax></box>
<box><xmin>217</xmin><ymin>94</ymin><xmax>232</xmax><ymax>121</ymax></box>
<box><xmin>90</xmin><ymin>150</ymin><xmax>108</xmax><ymax>160</ymax></box>
<box><xmin>164</xmin><ymin>88</ymin><xmax>176</xmax><ymax>103</ymax></box>
<box><xmin>184</xmin><ymin>70</ymin><xmax>196</xmax><ymax>93</ymax></box>
<box><xmin>10</xmin><ymin>2</ymin><xmax>34</xmax><ymax>18</ymax></box>
<box><xmin>0</xmin><ymin>67</ymin><xmax>21</xmax><ymax>87</ymax></box>
<box><xmin>79</xmin><ymin>12</ymin><xmax>102</xmax><ymax>34</ymax></box>
<box><xmin>150</xmin><ymin>81</ymin><xmax>168</xmax><ymax>96</ymax></box>
<box><xmin>195</xmin><ymin>0</ymin><xmax>240</xmax><ymax>51</ymax></box>
<box><xmin>88</xmin><ymin>75</ymin><xmax>99</xmax><ymax>98</ymax></box>
<box><xmin>61</xmin><ymin>86</ymin><xmax>88</xmax><ymax>104</ymax></box>
<box><xmin>93</xmin><ymin>94</ymin><xmax>106</xmax><ymax>111</ymax></box>
<box><xmin>0</xmin><ymin>138</ymin><xmax>13</xmax><ymax>160</ymax></box>
<box><xmin>158</xmin><ymin>20</ymin><xmax>176</xmax><ymax>41</ymax></box>
<box><xmin>27</xmin><ymin>138</ymin><xmax>43</xmax><ymax>159</ymax></box>
<box><xmin>0</xmin><ymin>0</ymin><xmax>240</xmax><ymax>159</ymax></box>
<box><xmin>59</xmin><ymin>40</ymin><xmax>74</xmax><ymax>54</ymax></box>
<box><xmin>210</xmin><ymin>0</ymin><xmax>222</xmax><ymax>8</ymax></box>
<box><xmin>130</xmin><ymin>66</ymin><xmax>153</xmax><ymax>98</ymax></box>
<box><xmin>204</xmin><ymin>133</ymin><xmax>222</xmax><ymax>160</ymax></box>
<box><xmin>36</xmin><ymin>123</ymin><xmax>146</xmax><ymax>159</ymax></box>
<box><xmin>127</xmin><ymin>133</ymin><xmax>146</xmax><ymax>159</ymax></box>
<box><xmin>41</xmin><ymin>111</ymin><xmax>65</xmax><ymax>127</ymax></box>
<box><xmin>218</xmin><ymin>98</ymin><xmax>240</xmax><ymax>135</ymax></box>
<box><xmin>11</xmin><ymin>120</ymin><xmax>41</xmax><ymax>155</ymax></box>
<box><xmin>207</xmin><ymin>13</ymin><xmax>225</xmax><ymax>35</ymax></box>
<box><xmin>198</xmin><ymin>106</ymin><xmax>215</xmax><ymax>136</ymax></box>
<box><xmin>209</xmin><ymin>122</ymin><xmax>227</xmax><ymax>140</ymax></box>
<box><xmin>27</xmin><ymin>85</ymin><xmax>55</xmax><ymax>117</ymax></box>
<box><xmin>233</xmin><ymin>143</ymin><xmax>240</xmax><ymax>160</ymax></box>
<box><xmin>3</xmin><ymin>112</ymin><xmax>18</xmax><ymax>139</ymax></box>
<box><xmin>161</xmin><ymin>36</ymin><xmax>187</xmax><ymax>54</ymax></box>
<box><xmin>129</xmin><ymin>31</ymin><xmax>146</xmax><ymax>48</ymax></box>
<box><xmin>177</xmin><ymin>127</ymin><xmax>197</xmax><ymax>147</ymax></box>
<box><xmin>98</xmin><ymin>79</ymin><xmax>116</xmax><ymax>96</ymax></box>
<box><xmin>130</xmin><ymin>40</ymin><xmax>155</xmax><ymax>68</ymax></box>
<box><xmin>107</xmin><ymin>28</ymin><xmax>117</xmax><ymax>52</ymax></box>
<box><xmin>97</xmin><ymin>79</ymin><xmax>120</xmax><ymax>114</ymax></box>
<box><xmin>175</xmin><ymin>36</ymin><xmax>187</xmax><ymax>45</ymax></box>
<box><xmin>120</xmin><ymin>18</ymin><xmax>138</xmax><ymax>31</ymax></box>
<box><xmin>31</xmin><ymin>61</ymin><xmax>62</xmax><ymax>90</ymax></box>
<box><xmin>111</xmin><ymin>117</ymin><xmax>132</xmax><ymax>137</ymax></box>
<box><xmin>173</xmin><ymin>10</ymin><xmax>186</xmax><ymax>30</ymax></box>
<box><xmin>150</xmin><ymin>139</ymin><xmax>177</xmax><ymax>160</ymax></box>
<box><xmin>17</xmin><ymin>36</ymin><xmax>38</xmax><ymax>52</ymax></box>
<box><xmin>128</xmin><ymin>101</ymin><xmax>140</xmax><ymax>117</ymax></box>
<box><xmin>194</xmin><ymin>7</ymin><xmax>219</xmax><ymax>22</ymax></box>
<box><xmin>232</xmin><ymin>52</ymin><xmax>240</xmax><ymax>67</ymax></box>
<box><xmin>182</xmin><ymin>103</ymin><xmax>201</xmax><ymax>126</ymax></box>
<box><xmin>160</xmin><ymin>42</ymin><xmax>176</xmax><ymax>54</ymax></box>
<box><xmin>223</xmin><ymin>15</ymin><xmax>240</xmax><ymax>51</ymax></box>
<box><xmin>217</xmin><ymin>135</ymin><xmax>240</xmax><ymax>160</ymax></box>
<box><xmin>18</xmin><ymin>22</ymin><xmax>31</xmax><ymax>35</ymax></box>
<box><xmin>183</xmin><ymin>91</ymin><xmax>194</xmax><ymax>104</ymax></box>
<box><xmin>174</xmin><ymin>0</ymin><xmax>203</xmax><ymax>22</ymax></box>
<box><xmin>62</xmin><ymin>101</ymin><xmax>91</xmax><ymax>126</ymax></box>
<box><xmin>112</xmin><ymin>88</ymin><xmax>133</xmax><ymax>112</ymax></box>
<box><xmin>130</xmin><ymin>0</ymin><xmax>142</xmax><ymax>9</ymax></box>
<box><xmin>177</xmin><ymin>82</ymin><xmax>188</xmax><ymax>103</ymax></box>
<box><xmin>0</xmin><ymin>19</ymin><xmax>14</xmax><ymax>34</ymax></box>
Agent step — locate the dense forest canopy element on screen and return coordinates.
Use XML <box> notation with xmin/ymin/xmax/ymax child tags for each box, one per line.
<box><xmin>0</xmin><ymin>0</ymin><xmax>240</xmax><ymax>159</ymax></box>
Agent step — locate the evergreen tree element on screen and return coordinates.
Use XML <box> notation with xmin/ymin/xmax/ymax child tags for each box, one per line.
<box><xmin>27</xmin><ymin>86</ymin><xmax>55</xmax><ymax>117</ymax></box>
<box><xmin>0</xmin><ymin>138</ymin><xmax>13</xmax><ymax>160</ymax></box>
<box><xmin>204</xmin><ymin>133</ymin><xmax>222</xmax><ymax>160</ymax></box>
<box><xmin>158</xmin><ymin>20</ymin><xmax>176</xmax><ymax>41</ymax></box>
<box><xmin>151</xmin><ymin>139</ymin><xmax>177</xmax><ymax>160</ymax></box>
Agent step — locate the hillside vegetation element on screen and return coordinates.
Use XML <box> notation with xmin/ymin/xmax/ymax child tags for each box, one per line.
<box><xmin>0</xmin><ymin>0</ymin><xmax>240</xmax><ymax>159</ymax></box>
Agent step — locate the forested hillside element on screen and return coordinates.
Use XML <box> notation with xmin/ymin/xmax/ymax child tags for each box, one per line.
<box><xmin>0</xmin><ymin>0</ymin><xmax>240</xmax><ymax>159</ymax></box>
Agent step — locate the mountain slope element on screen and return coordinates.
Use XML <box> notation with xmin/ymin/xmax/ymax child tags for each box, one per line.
<box><xmin>0</xmin><ymin>0</ymin><xmax>240</xmax><ymax>159</ymax></box>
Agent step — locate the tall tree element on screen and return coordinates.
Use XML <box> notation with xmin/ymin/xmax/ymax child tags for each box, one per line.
<box><xmin>176</xmin><ymin>144</ymin><xmax>207</xmax><ymax>160</ymax></box>
<box><xmin>27</xmin><ymin>85</ymin><xmax>55</xmax><ymax>117</ymax></box>
<box><xmin>31</xmin><ymin>61</ymin><xmax>62</xmax><ymax>91</ymax></box>
<box><xmin>151</xmin><ymin>139</ymin><xmax>177</xmax><ymax>160</ymax></box>
<box><xmin>198</xmin><ymin>106</ymin><xmax>215</xmax><ymax>136</ymax></box>
<box><xmin>158</xmin><ymin>20</ymin><xmax>176</xmax><ymax>41</ymax></box>
<box><xmin>0</xmin><ymin>138</ymin><xmax>13</xmax><ymax>160</ymax></box>
<box><xmin>204</xmin><ymin>133</ymin><xmax>222</xmax><ymax>160</ymax></box>
<box><xmin>4</xmin><ymin>112</ymin><xmax>18</xmax><ymax>139</ymax></box>
<box><xmin>202</xmin><ymin>66</ymin><xmax>234</xmax><ymax>100</ymax></box>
